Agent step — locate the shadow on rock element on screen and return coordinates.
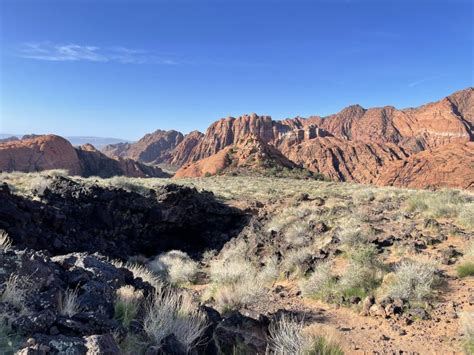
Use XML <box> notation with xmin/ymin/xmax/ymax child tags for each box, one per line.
<box><xmin>0</xmin><ymin>176</ymin><xmax>247</xmax><ymax>259</ymax></box>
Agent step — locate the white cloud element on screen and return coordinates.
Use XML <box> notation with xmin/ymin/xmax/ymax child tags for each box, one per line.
<box><xmin>18</xmin><ymin>42</ymin><xmax>178</xmax><ymax>64</ymax></box>
<box><xmin>408</xmin><ymin>74</ymin><xmax>445</xmax><ymax>88</ymax></box>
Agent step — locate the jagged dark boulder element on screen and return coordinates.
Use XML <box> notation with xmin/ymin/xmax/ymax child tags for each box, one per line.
<box><xmin>0</xmin><ymin>248</ymin><xmax>152</xmax><ymax>354</ymax></box>
<box><xmin>0</xmin><ymin>176</ymin><xmax>246</xmax><ymax>258</ymax></box>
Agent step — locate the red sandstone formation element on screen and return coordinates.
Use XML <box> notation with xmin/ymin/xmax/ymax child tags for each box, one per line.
<box><xmin>0</xmin><ymin>136</ymin><xmax>167</xmax><ymax>178</ymax></box>
<box><xmin>376</xmin><ymin>142</ymin><xmax>474</xmax><ymax>190</ymax></box>
<box><xmin>0</xmin><ymin>135</ymin><xmax>83</xmax><ymax>175</ymax></box>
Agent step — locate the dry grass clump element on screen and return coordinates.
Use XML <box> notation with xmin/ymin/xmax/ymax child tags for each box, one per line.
<box><xmin>338</xmin><ymin>244</ymin><xmax>385</xmax><ymax>299</ymax></box>
<box><xmin>267</xmin><ymin>314</ymin><xmax>343</xmax><ymax>355</ymax></box>
<box><xmin>280</xmin><ymin>247</ymin><xmax>313</xmax><ymax>278</ymax></box>
<box><xmin>457</xmin><ymin>241</ymin><xmax>474</xmax><ymax>278</ymax></box>
<box><xmin>267</xmin><ymin>314</ymin><xmax>310</xmax><ymax>354</ymax></box>
<box><xmin>406</xmin><ymin>189</ymin><xmax>469</xmax><ymax>220</ymax></box>
<box><xmin>1</xmin><ymin>274</ymin><xmax>30</xmax><ymax>311</ymax></box>
<box><xmin>302</xmin><ymin>244</ymin><xmax>385</xmax><ymax>303</ymax></box>
<box><xmin>300</xmin><ymin>261</ymin><xmax>337</xmax><ymax>302</ymax></box>
<box><xmin>205</xmin><ymin>241</ymin><xmax>276</xmax><ymax>313</ymax></box>
<box><xmin>458</xmin><ymin>203</ymin><xmax>474</xmax><ymax>229</ymax></box>
<box><xmin>148</xmin><ymin>250</ymin><xmax>198</xmax><ymax>286</ymax></box>
<box><xmin>0</xmin><ymin>231</ymin><xmax>12</xmax><ymax>251</ymax></box>
<box><xmin>143</xmin><ymin>288</ymin><xmax>207</xmax><ymax>352</ymax></box>
<box><xmin>0</xmin><ymin>170</ymin><xmax>68</xmax><ymax>195</ymax></box>
<box><xmin>59</xmin><ymin>288</ymin><xmax>81</xmax><ymax>317</ymax></box>
<box><xmin>114</xmin><ymin>285</ymin><xmax>144</xmax><ymax>328</ymax></box>
<box><xmin>111</xmin><ymin>260</ymin><xmax>162</xmax><ymax>290</ymax></box>
<box><xmin>460</xmin><ymin>311</ymin><xmax>474</xmax><ymax>355</ymax></box>
<box><xmin>207</xmin><ymin>257</ymin><xmax>270</xmax><ymax>313</ymax></box>
<box><xmin>384</xmin><ymin>258</ymin><xmax>438</xmax><ymax>302</ymax></box>
<box><xmin>213</xmin><ymin>277</ymin><xmax>266</xmax><ymax>314</ymax></box>
<box><xmin>103</xmin><ymin>176</ymin><xmax>152</xmax><ymax>195</ymax></box>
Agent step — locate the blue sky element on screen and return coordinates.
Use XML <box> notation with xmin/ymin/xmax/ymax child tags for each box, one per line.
<box><xmin>1</xmin><ymin>0</ymin><xmax>472</xmax><ymax>140</ymax></box>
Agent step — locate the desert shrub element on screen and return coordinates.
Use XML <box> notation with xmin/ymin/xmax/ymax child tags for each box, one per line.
<box><xmin>406</xmin><ymin>190</ymin><xmax>466</xmax><ymax>219</ymax></box>
<box><xmin>306</xmin><ymin>336</ymin><xmax>344</xmax><ymax>355</ymax></box>
<box><xmin>29</xmin><ymin>175</ymin><xmax>51</xmax><ymax>195</ymax></box>
<box><xmin>143</xmin><ymin>288</ymin><xmax>207</xmax><ymax>352</ymax></box>
<box><xmin>267</xmin><ymin>314</ymin><xmax>310</xmax><ymax>355</ymax></box>
<box><xmin>338</xmin><ymin>228</ymin><xmax>367</xmax><ymax>247</ymax></box>
<box><xmin>267</xmin><ymin>315</ymin><xmax>343</xmax><ymax>355</ymax></box>
<box><xmin>201</xmin><ymin>249</ymin><xmax>217</xmax><ymax>264</ymax></box>
<box><xmin>148</xmin><ymin>250</ymin><xmax>198</xmax><ymax>286</ymax></box>
<box><xmin>0</xmin><ymin>231</ymin><xmax>12</xmax><ymax>251</ymax></box>
<box><xmin>457</xmin><ymin>203</ymin><xmax>474</xmax><ymax>229</ymax></box>
<box><xmin>259</xmin><ymin>256</ymin><xmax>280</xmax><ymax>283</ymax></box>
<box><xmin>300</xmin><ymin>261</ymin><xmax>337</xmax><ymax>302</ymax></box>
<box><xmin>460</xmin><ymin>312</ymin><xmax>474</xmax><ymax>355</ymax></box>
<box><xmin>457</xmin><ymin>241</ymin><xmax>474</xmax><ymax>278</ymax></box>
<box><xmin>280</xmin><ymin>247</ymin><xmax>313</xmax><ymax>277</ymax></box>
<box><xmin>214</xmin><ymin>277</ymin><xmax>266</xmax><ymax>314</ymax></box>
<box><xmin>209</xmin><ymin>257</ymin><xmax>254</xmax><ymax>285</ymax></box>
<box><xmin>59</xmin><ymin>288</ymin><xmax>81</xmax><ymax>317</ymax></box>
<box><xmin>284</xmin><ymin>223</ymin><xmax>312</xmax><ymax>246</ymax></box>
<box><xmin>457</xmin><ymin>263</ymin><xmax>474</xmax><ymax>278</ymax></box>
<box><xmin>206</xmin><ymin>243</ymin><xmax>276</xmax><ymax>313</ymax></box>
<box><xmin>115</xmin><ymin>286</ymin><xmax>144</xmax><ymax>328</ymax></box>
<box><xmin>208</xmin><ymin>240</ymin><xmax>252</xmax><ymax>285</ymax></box>
<box><xmin>208</xmin><ymin>256</ymin><xmax>271</xmax><ymax>313</ymax></box>
<box><xmin>385</xmin><ymin>259</ymin><xmax>438</xmax><ymax>301</ymax></box>
<box><xmin>112</xmin><ymin>260</ymin><xmax>162</xmax><ymax>290</ymax></box>
<box><xmin>338</xmin><ymin>244</ymin><xmax>384</xmax><ymax>299</ymax></box>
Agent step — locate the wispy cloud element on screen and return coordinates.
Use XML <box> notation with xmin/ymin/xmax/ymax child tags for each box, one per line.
<box><xmin>18</xmin><ymin>42</ymin><xmax>178</xmax><ymax>65</ymax></box>
<box><xmin>408</xmin><ymin>74</ymin><xmax>445</xmax><ymax>88</ymax></box>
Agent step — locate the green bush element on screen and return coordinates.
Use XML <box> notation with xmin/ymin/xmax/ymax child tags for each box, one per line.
<box><xmin>457</xmin><ymin>262</ymin><xmax>474</xmax><ymax>278</ymax></box>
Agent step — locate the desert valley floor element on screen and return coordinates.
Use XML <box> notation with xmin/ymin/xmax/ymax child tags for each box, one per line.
<box><xmin>0</xmin><ymin>172</ymin><xmax>473</xmax><ymax>354</ymax></box>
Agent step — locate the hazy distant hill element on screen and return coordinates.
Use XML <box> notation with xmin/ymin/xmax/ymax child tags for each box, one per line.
<box><xmin>0</xmin><ymin>134</ymin><xmax>129</xmax><ymax>148</ymax></box>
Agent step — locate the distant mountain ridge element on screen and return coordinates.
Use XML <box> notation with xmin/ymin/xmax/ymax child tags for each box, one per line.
<box><xmin>1</xmin><ymin>88</ymin><xmax>472</xmax><ymax>189</ymax></box>
<box><xmin>0</xmin><ymin>134</ymin><xmax>129</xmax><ymax>148</ymax></box>
<box><xmin>101</xmin><ymin>87</ymin><xmax>474</xmax><ymax>190</ymax></box>
<box><xmin>0</xmin><ymin>135</ymin><xmax>168</xmax><ymax>178</ymax></box>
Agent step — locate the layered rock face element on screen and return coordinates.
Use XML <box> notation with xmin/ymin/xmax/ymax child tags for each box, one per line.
<box><xmin>283</xmin><ymin>137</ymin><xmax>409</xmax><ymax>183</ymax></box>
<box><xmin>171</xmin><ymin>87</ymin><xmax>474</xmax><ymax>189</ymax></box>
<box><xmin>0</xmin><ymin>135</ymin><xmax>167</xmax><ymax>178</ymax></box>
<box><xmin>168</xmin><ymin>130</ymin><xmax>205</xmax><ymax>166</ymax></box>
<box><xmin>175</xmin><ymin>135</ymin><xmax>297</xmax><ymax>178</ymax></box>
<box><xmin>0</xmin><ymin>135</ymin><xmax>83</xmax><ymax>175</ymax></box>
<box><xmin>76</xmin><ymin>144</ymin><xmax>168</xmax><ymax>178</ymax></box>
<box><xmin>376</xmin><ymin>141</ymin><xmax>474</xmax><ymax>190</ymax></box>
<box><xmin>102</xmin><ymin>129</ymin><xmax>184</xmax><ymax>163</ymax></box>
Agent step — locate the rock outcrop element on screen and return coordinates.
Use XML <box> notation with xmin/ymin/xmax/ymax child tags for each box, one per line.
<box><xmin>0</xmin><ymin>177</ymin><xmax>245</xmax><ymax>258</ymax></box>
<box><xmin>0</xmin><ymin>136</ymin><xmax>20</xmax><ymax>143</ymax></box>
<box><xmin>168</xmin><ymin>130</ymin><xmax>205</xmax><ymax>166</ymax></box>
<box><xmin>282</xmin><ymin>137</ymin><xmax>409</xmax><ymax>183</ymax></box>
<box><xmin>0</xmin><ymin>248</ymin><xmax>151</xmax><ymax>354</ymax></box>
<box><xmin>376</xmin><ymin>141</ymin><xmax>474</xmax><ymax>190</ymax></box>
<box><xmin>0</xmin><ymin>135</ymin><xmax>83</xmax><ymax>175</ymax></box>
<box><xmin>170</xmin><ymin>87</ymin><xmax>473</xmax><ymax>189</ymax></box>
<box><xmin>1</xmin><ymin>245</ymin><xmax>272</xmax><ymax>355</ymax></box>
<box><xmin>174</xmin><ymin>135</ymin><xmax>298</xmax><ymax>178</ymax></box>
<box><xmin>0</xmin><ymin>135</ymin><xmax>168</xmax><ymax>178</ymax></box>
<box><xmin>76</xmin><ymin>144</ymin><xmax>168</xmax><ymax>178</ymax></box>
<box><xmin>102</xmin><ymin>129</ymin><xmax>184</xmax><ymax>164</ymax></box>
